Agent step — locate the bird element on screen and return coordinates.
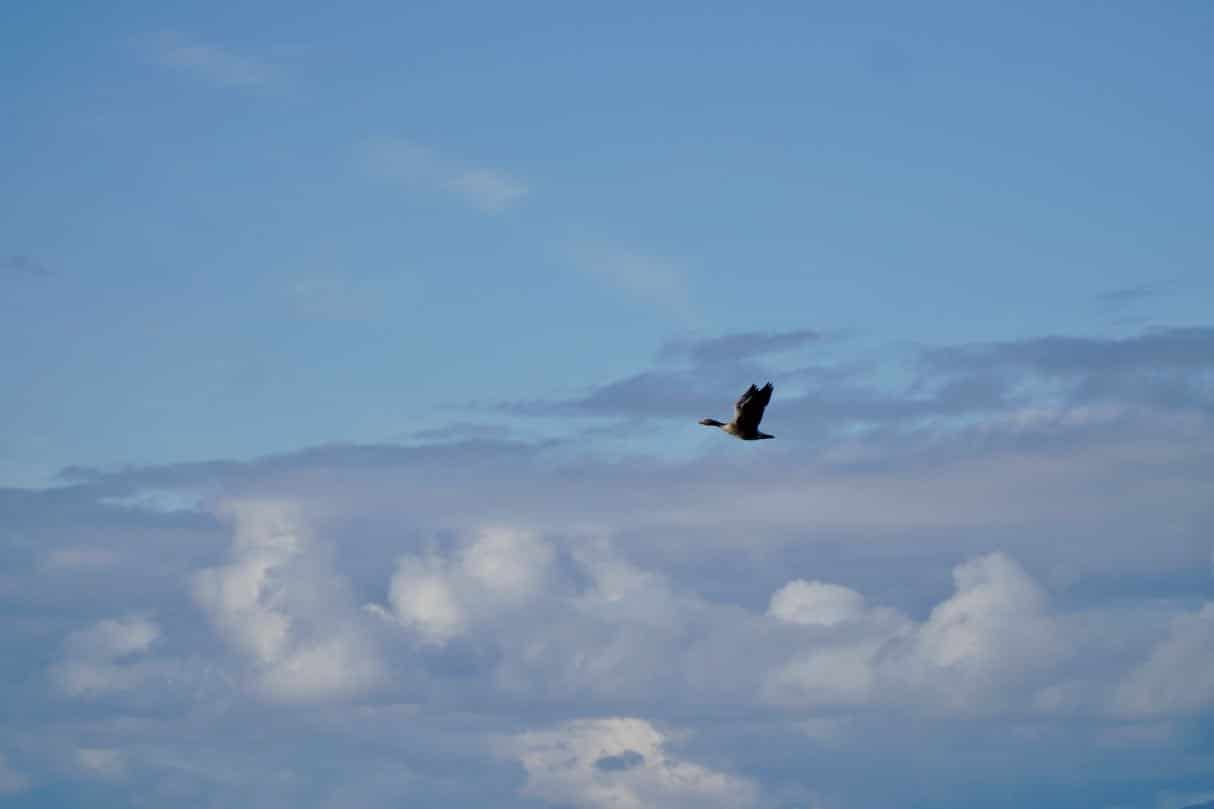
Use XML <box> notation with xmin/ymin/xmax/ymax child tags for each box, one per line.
<box><xmin>699</xmin><ymin>382</ymin><xmax>775</xmax><ymax>440</ymax></box>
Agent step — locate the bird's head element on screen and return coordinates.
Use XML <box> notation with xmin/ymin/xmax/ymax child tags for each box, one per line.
<box><xmin>699</xmin><ymin>418</ymin><xmax>725</xmax><ymax>427</ymax></box>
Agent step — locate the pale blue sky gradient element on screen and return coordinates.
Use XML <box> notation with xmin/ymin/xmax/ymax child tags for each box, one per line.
<box><xmin>4</xmin><ymin>2</ymin><xmax>1212</xmax><ymax>483</ymax></box>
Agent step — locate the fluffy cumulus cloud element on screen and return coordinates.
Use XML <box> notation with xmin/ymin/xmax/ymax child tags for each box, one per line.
<box><xmin>383</xmin><ymin>526</ymin><xmax>554</xmax><ymax>643</ymax></box>
<box><xmin>502</xmin><ymin>718</ymin><xmax>758</xmax><ymax>809</ymax></box>
<box><xmin>761</xmin><ymin>553</ymin><xmax>1065</xmax><ymax>712</ymax></box>
<box><xmin>1115</xmin><ymin>604</ymin><xmax>1214</xmax><ymax>718</ymax></box>
<box><xmin>3</xmin><ymin>325</ymin><xmax>1214</xmax><ymax>808</ymax></box>
<box><xmin>896</xmin><ymin>552</ymin><xmax>1066</xmax><ymax>711</ymax></box>
<box><xmin>768</xmin><ymin>580</ymin><xmax>872</xmax><ymax>627</ymax></box>
<box><xmin>763</xmin><ymin>580</ymin><xmax>909</xmax><ymax>707</ymax></box>
<box><xmin>193</xmin><ymin>500</ymin><xmax>384</xmax><ymax>700</ymax></box>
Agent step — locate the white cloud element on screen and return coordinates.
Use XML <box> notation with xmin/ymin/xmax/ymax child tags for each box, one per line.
<box><xmin>379</xmin><ymin>526</ymin><xmax>1082</xmax><ymax>719</ymax></box>
<box><xmin>193</xmin><ymin>500</ymin><xmax>384</xmax><ymax>701</ymax></box>
<box><xmin>1115</xmin><ymin>603</ymin><xmax>1214</xmax><ymax>717</ymax></box>
<box><xmin>385</xmin><ymin>526</ymin><xmax>553</xmax><ymax>643</ymax></box>
<box><xmin>360</xmin><ymin>138</ymin><xmax>528</xmax><ymax>213</ymax></box>
<box><xmin>502</xmin><ymin>718</ymin><xmax>759</xmax><ymax>809</ymax></box>
<box><xmin>383</xmin><ymin>554</ymin><xmax>466</xmax><ymax>643</ymax></box>
<box><xmin>764</xmin><ymin>553</ymin><xmax>1066</xmax><ymax>712</ymax></box>
<box><xmin>76</xmin><ymin>747</ymin><xmax>126</xmax><ymax>780</ymax></box>
<box><xmin>51</xmin><ymin>616</ymin><xmax>160</xmax><ymax>696</ymax></box>
<box><xmin>571</xmin><ymin>542</ymin><xmax>688</xmax><ymax>630</ymax></box>
<box><xmin>764</xmin><ymin>640</ymin><xmax>884</xmax><ymax>705</ymax></box>
<box><xmin>763</xmin><ymin>583</ymin><xmax>911</xmax><ymax>707</ymax></box>
<box><xmin>912</xmin><ymin>552</ymin><xmax>1062</xmax><ymax>670</ymax></box>
<box><xmin>3</xmin><ymin>319</ymin><xmax>1214</xmax><ymax>809</ymax></box>
<box><xmin>490</xmin><ymin>539</ymin><xmax>736</xmax><ymax>703</ymax></box>
<box><xmin>462</xmin><ymin>526</ymin><xmax>555</xmax><ymax>600</ymax></box>
<box><xmin>0</xmin><ymin>753</ymin><xmax>29</xmax><ymax>794</ymax></box>
<box><xmin>768</xmin><ymin>580</ymin><xmax>869</xmax><ymax>627</ymax></box>
<box><xmin>142</xmin><ymin>31</ymin><xmax>278</xmax><ymax>88</ymax></box>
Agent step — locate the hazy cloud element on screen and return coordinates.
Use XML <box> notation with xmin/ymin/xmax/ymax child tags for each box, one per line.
<box><xmin>76</xmin><ymin>747</ymin><xmax>127</xmax><ymax>780</ymax></box>
<box><xmin>50</xmin><ymin>615</ymin><xmax>160</xmax><ymax>696</ymax></box>
<box><xmin>43</xmin><ymin>547</ymin><xmax>118</xmax><ymax>570</ymax></box>
<box><xmin>1173</xmin><ymin>799</ymin><xmax>1214</xmax><ymax>809</ymax></box>
<box><xmin>448</xmin><ymin>168</ymin><xmax>529</xmax><ymax>213</ymax></box>
<box><xmin>0</xmin><ymin>753</ymin><xmax>29</xmax><ymax>794</ymax></box>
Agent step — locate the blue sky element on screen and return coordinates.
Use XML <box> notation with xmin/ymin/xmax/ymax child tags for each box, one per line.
<box><xmin>4</xmin><ymin>2</ymin><xmax>1212</xmax><ymax>481</ymax></box>
<box><xmin>2</xmin><ymin>4</ymin><xmax>1213</xmax><ymax>809</ymax></box>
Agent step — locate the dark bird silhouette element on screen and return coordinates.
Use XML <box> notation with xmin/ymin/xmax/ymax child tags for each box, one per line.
<box><xmin>699</xmin><ymin>382</ymin><xmax>775</xmax><ymax>440</ymax></box>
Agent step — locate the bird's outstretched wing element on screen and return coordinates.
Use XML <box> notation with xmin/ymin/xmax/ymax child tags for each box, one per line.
<box><xmin>733</xmin><ymin>382</ymin><xmax>773</xmax><ymax>433</ymax></box>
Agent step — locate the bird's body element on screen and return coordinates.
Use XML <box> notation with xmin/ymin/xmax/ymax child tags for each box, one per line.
<box><xmin>700</xmin><ymin>382</ymin><xmax>775</xmax><ymax>440</ymax></box>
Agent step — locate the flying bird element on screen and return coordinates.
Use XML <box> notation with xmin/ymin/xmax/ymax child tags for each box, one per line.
<box><xmin>699</xmin><ymin>382</ymin><xmax>775</xmax><ymax>440</ymax></box>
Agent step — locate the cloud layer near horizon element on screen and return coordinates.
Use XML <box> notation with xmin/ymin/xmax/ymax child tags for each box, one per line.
<box><xmin>2</xmin><ymin>326</ymin><xmax>1213</xmax><ymax>809</ymax></box>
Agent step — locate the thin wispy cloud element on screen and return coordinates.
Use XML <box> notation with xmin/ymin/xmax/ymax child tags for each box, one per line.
<box><xmin>659</xmin><ymin>329</ymin><xmax>823</xmax><ymax>365</ymax></box>
<box><xmin>286</xmin><ymin>273</ymin><xmax>399</xmax><ymax>321</ymax></box>
<box><xmin>360</xmin><ymin>137</ymin><xmax>528</xmax><ymax>214</ymax></box>
<box><xmin>1096</xmin><ymin>279</ymin><xmax>1180</xmax><ymax>308</ymax></box>
<box><xmin>1172</xmin><ymin>797</ymin><xmax>1214</xmax><ymax>809</ymax></box>
<box><xmin>141</xmin><ymin>31</ymin><xmax>279</xmax><ymax>89</ymax></box>
<box><xmin>448</xmin><ymin>168</ymin><xmax>529</xmax><ymax>213</ymax></box>
<box><xmin>505</xmin><ymin>326</ymin><xmax>1214</xmax><ymax>431</ymax></box>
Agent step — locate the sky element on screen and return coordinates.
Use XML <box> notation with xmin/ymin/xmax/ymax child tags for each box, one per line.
<box><xmin>1</xmin><ymin>3</ymin><xmax>1213</xmax><ymax>808</ymax></box>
